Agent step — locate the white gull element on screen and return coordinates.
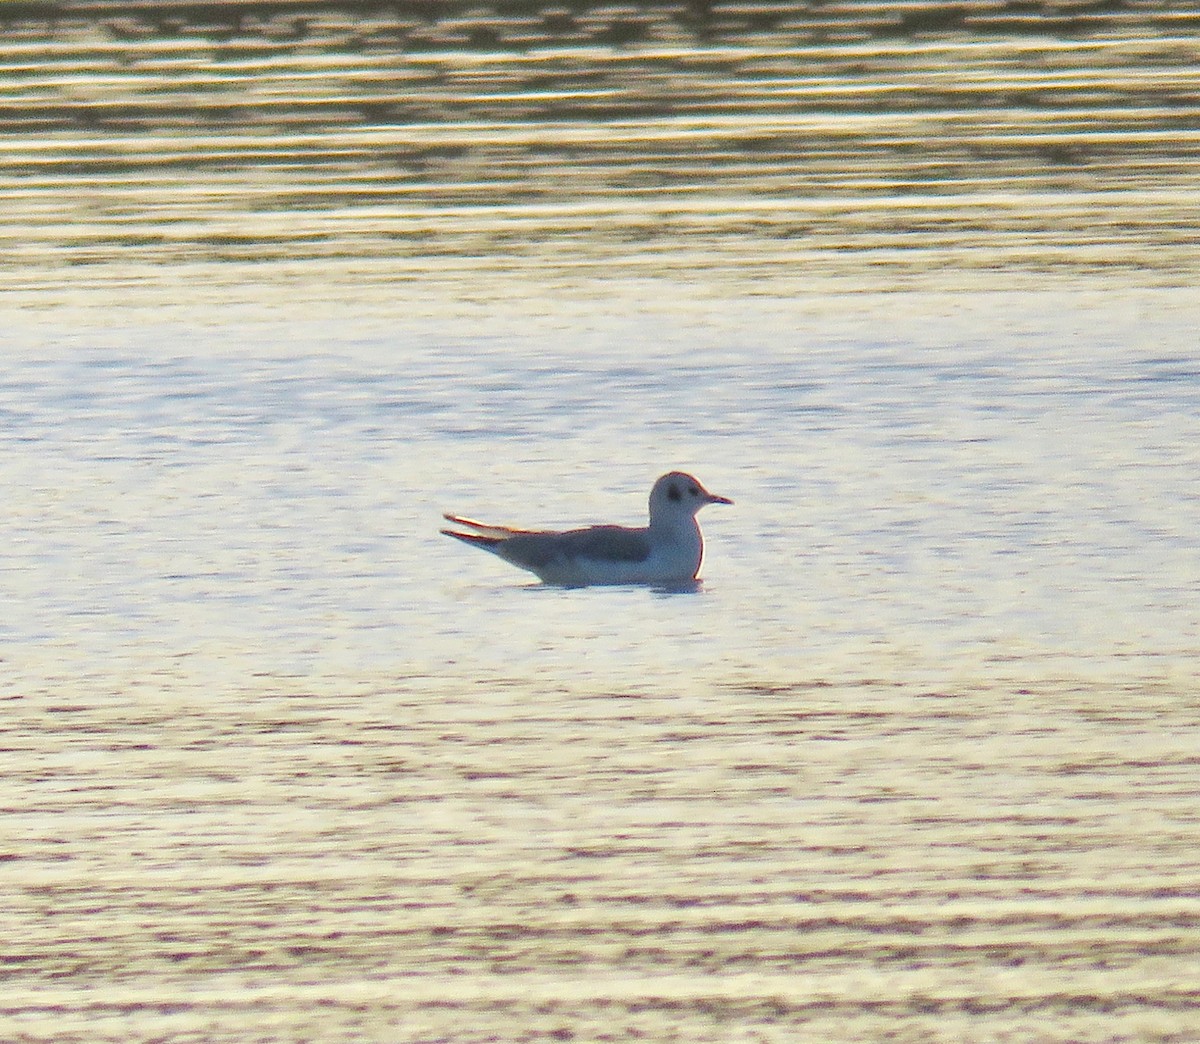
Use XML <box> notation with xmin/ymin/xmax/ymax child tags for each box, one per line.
<box><xmin>441</xmin><ymin>471</ymin><xmax>732</xmax><ymax>587</ymax></box>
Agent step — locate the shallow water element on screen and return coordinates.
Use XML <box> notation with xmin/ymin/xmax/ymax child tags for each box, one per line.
<box><xmin>3</xmin><ymin>4</ymin><xmax>1200</xmax><ymax>1042</ymax></box>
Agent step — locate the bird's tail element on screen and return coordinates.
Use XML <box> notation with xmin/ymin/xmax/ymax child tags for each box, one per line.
<box><xmin>440</xmin><ymin>527</ymin><xmax>507</xmax><ymax>551</ymax></box>
<box><xmin>442</xmin><ymin>514</ymin><xmax>538</xmax><ymax>540</ymax></box>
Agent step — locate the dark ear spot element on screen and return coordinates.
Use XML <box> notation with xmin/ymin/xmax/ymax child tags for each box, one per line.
<box><xmin>667</xmin><ymin>483</ymin><xmax>682</xmax><ymax>502</ymax></box>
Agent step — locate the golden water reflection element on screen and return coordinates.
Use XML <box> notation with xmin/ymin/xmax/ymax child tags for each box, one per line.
<box><xmin>1</xmin><ymin>5</ymin><xmax>1197</xmax><ymax>290</ymax></box>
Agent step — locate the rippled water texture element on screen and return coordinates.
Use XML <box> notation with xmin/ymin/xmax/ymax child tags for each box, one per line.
<box><xmin>2</xmin><ymin>3</ymin><xmax>1199</xmax><ymax>1042</ymax></box>
<box><xmin>2</xmin><ymin>0</ymin><xmax>1198</xmax><ymax>294</ymax></box>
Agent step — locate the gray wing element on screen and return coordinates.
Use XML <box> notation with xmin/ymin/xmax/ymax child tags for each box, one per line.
<box><xmin>501</xmin><ymin>525</ymin><xmax>651</xmax><ymax>570</ymax></box>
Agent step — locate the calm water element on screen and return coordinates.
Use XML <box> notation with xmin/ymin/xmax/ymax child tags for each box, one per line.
<box><xmin>2</xmin><ymin>4</ymin><xmax>1200</xmax><ymax>1042</ymax></box>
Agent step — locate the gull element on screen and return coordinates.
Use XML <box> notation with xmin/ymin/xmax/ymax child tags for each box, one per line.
<box><xmin>441</xmin><ymin>471</ymin><xmax>732</xmax><ymax>587</ymax></box>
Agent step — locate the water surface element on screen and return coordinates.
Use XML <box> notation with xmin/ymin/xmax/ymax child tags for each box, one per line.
<box><xmin>2</xmin><ymin>4</ymin><xmax>1199</xmax><ymax>1042</ymax></box>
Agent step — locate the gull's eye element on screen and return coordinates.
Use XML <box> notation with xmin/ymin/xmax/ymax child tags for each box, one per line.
<box><xmin>689</xmin><ymin>485</ymin><xmax>700</xmax><ymax>497</ymax></box>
